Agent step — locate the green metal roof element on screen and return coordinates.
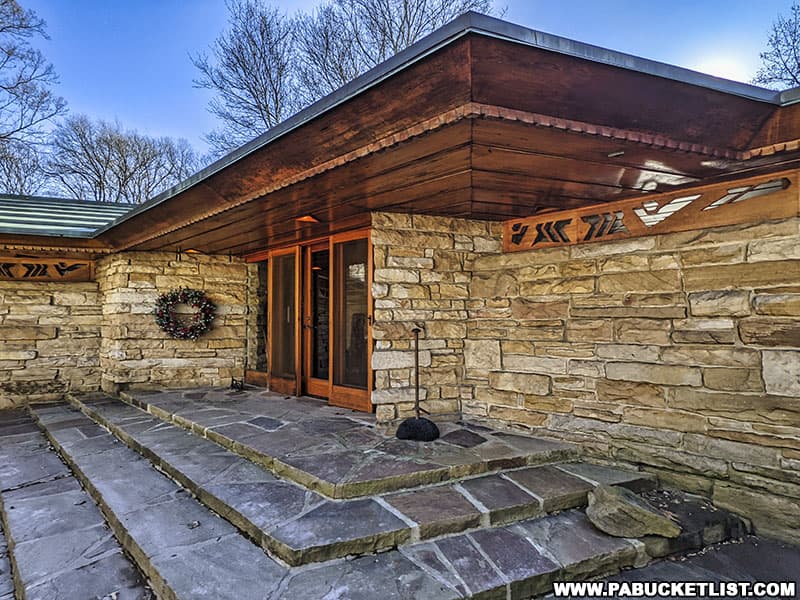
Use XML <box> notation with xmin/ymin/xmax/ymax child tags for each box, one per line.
<box><xmin>0</xmin><ymin>194</ymin><xmax>133</xmax><ymax>238</ymax></box>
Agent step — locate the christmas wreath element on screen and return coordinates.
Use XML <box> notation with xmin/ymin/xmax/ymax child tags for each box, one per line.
<box><xmin>154</xmin><ymin>288</ymin><xmax>216</xmax><ymax>340</ymax></box>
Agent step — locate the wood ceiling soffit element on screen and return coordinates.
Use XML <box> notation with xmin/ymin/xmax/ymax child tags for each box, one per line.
<box><xmin>122</xmin><ymin>100</ymin><xmax>753</xmax><ymax>254</ymax></box>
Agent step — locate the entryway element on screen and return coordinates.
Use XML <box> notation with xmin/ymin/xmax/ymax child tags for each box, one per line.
<box><xmin>266</xmin><ymin>230</ymin><xmax>372</xmax><ymax>412</ymax></box>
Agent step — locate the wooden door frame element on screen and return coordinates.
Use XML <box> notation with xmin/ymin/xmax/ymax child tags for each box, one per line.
<box><xmin>328</xmin><ymin>228</ymin><xmax>373</xmax><ymax>412</ymax></box>
<box><xmin>303</xmin><ymin>241</ymin><xmax>331</xmax><ymax>398</ymax></box>
<box><xmin>267</xmin><ymin>245</ymin><xmax>301</xmax><ymax>395</ymax></box>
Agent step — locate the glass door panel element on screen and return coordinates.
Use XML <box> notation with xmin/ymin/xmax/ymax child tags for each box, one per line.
<box><xmin>334</xmin><ymin>238</ymin><xmax>368</xmax><ymax>389</ymax></box>
<box><xmin>330</xmin><ymin>232</ymin><xmax>371</xmax><ymax>412</ymax></box>
<box><xmin>304</xmin><ymin>247</ymin><xmax>330</xmax><ymax>398</ymax></box>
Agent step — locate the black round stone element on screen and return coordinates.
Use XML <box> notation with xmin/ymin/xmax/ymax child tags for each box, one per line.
<box><xmin>395</xmin><ymin>417</ymin><xmax>440</xmax><ymax>442</ymax></box>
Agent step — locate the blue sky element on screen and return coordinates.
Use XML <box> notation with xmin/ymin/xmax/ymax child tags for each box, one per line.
<box><xmin>24</xmin><ymin>0</ymin><xmax>794</xmax><ymax>153</ymax></box>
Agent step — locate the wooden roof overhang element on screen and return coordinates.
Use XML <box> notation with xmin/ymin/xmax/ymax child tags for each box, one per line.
<box><xmin>3</xmin><ymin>13</ymin><xmax>800</xmax><ymax>260</ymax></box>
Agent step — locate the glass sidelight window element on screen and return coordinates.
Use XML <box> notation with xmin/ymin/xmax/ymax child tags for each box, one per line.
<box><xmin>270</xmin><ymin>252</ymin><xmax>296</xmax><ymax>379</ymax></box>
<box><xmin>333</xmin><ymin>238</ymin><xmax>368</xmax><ymax>389</ymax></box>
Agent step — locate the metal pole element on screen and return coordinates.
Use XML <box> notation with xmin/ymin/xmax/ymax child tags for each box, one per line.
<box><xmin>412</xmin><ymin>327</ymin><xmax>421</xmax><ymax>419</ymax></box>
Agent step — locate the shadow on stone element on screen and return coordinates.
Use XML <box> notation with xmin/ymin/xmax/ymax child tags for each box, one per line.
<box><xmin>396</xmin><ymin>418</ymin><xmax>440</xmax><ymax>442</ymax></box>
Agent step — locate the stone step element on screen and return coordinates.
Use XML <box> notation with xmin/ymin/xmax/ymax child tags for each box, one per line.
<box><xmin>118</xmin><ymin>388</ymin><xmax>580</xmax><ymax>498</ymax></box>
<box><xmin>0</xmin><ymin>409</ymin><xmax>150</xmax><ymax>600</ymax></box>
<box><xmin>69</xmin><ymin>393</ymin><xmax>656</xmax><ymax>566</ymax></box>
<box><xmin>20</xmin><ymin>401</ymin><xmax>748</xmax><ymax>600</ymax></box>
<box><xmin>28</xmin><ymin>403</ymin><xmax>290</xmax><ymax>599</ymax></box>
<box><xmin>0</xmin><ymin>523</ymin><xmax>12</xmax><ymax>600</ymax></box>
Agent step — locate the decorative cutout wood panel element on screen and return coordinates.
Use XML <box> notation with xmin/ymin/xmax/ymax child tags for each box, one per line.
<box><xmin>503</xmin><ymin>170</ymin><xmax>799</xmax><ymax>253</ymax></box>
<box><xmin>0</xmin><ymin>258</ymin><xmax>94</xmax><ymax>281</ymax></box>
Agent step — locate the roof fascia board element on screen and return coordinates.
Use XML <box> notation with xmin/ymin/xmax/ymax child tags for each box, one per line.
<box><xmin>92</xmin><ymin>11</ymin><xmax>784</xmax><ymax>239</ymax></box>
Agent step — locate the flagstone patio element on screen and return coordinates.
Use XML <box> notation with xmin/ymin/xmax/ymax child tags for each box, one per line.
<box><xmin>119</xmin><ymin>387</ymin><xmax>580</xmax><ymax>498</ymax></box>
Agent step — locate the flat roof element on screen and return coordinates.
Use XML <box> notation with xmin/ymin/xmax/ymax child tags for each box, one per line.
<box><xmin>91</xmin><ymin>11</ymin><xmax>789</xmax><ymax>239</ymax></box>
<box><xmin>0</xmin><ymin>195</ymin><xmax>133</xmax><ymax>238</ymax></box>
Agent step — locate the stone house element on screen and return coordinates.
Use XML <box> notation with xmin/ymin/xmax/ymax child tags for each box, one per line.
<box><xmin>1</xmin><ymin>13</ymin><xmax>799</xmax><ymax>542</ymax></box>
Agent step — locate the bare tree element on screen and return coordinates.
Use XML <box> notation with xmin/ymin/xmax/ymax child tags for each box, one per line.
<box><xmin>46</xmin><ymin>115</ymin><xmax>199</xmax><ymax>204</ymax></box>
<box><xmin>192</xmin><ymin>0</ymin><xmax>299</xmax><ymax>155</ymax></box>
<box><xmin>0</xmin><ymin>139</ymin><xmax>49</xmax><ymax>194</ymax></box>
<box><xmin>196</xmin><ymin>0</ymin><xmax>497</xmax><ymax>154</ymax></box>
<box><xmin>0</xmin><ymin>0</ymin><xmax>66</xmax><ymax>143</ymax></box>
<box><xmin>754</xmin><ymin>2</ymin><xmax>800</xmax><ymax>89</ymax></box>
<box><xmin>296</xmin><ymin>0</ymin><xmax>495</xmax><ymax>98</ymax></box>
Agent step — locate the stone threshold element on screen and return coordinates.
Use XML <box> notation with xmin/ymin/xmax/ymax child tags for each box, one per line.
<box><xmin>117</xmin><ymin>387</ymin><xmax>580</xmax><ymax>499</ymax></box>
<box><xmin>67</xmin><ymin>393</ymin><xmax>657</xmax><ymax>566</ymax></box>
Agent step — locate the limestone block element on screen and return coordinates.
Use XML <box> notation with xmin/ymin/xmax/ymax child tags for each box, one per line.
<box><xmin>371</xmin><ymin>229</ymin><xmax>454</xmax><ymax>250</ymax></box>
<box><xmin>487</xmin><ymin>405</ymin><xmax>548</xmax><ymax>427</ymax></box>
<box><xmin>660</xmin><ymin>346</ymin><xmax>760</xmax><ymax>368</ymax></box>
<box><xmin>669</xmin><ymin>388</ymin><xmax>800</xmax><ymax>427</ymax></box>
<box><xmin>516</xmin><ymin>263</ymin><xmax>560</xmax><ymax>281</ymax></box>
<box><xmin>424</xmin><ymin>321</ymin><xmax>467</xmax><ymax>339</ymax></box>
<box><xmin>572</xmin><ymin>400</ymin><xmax>622</xmax><ymax>422</ymax></box>
<box><xmin>0</xmin><ymin>350</ymin><xmax>36</xmax><ymax>360</ymax></box>
<box><xmin>671</xmin><ymin>318</ymin><xmax>736</xmax><ymax>345</ymax></box>
<box><xmin>613</xmin><ymin>444</ymin><xmax>729</xmax><ymax>477</ymax></box>
<box><xmin>470</xmin><ymin>271</ymin><xmax>518</xmax><ymax>298</ymax></box>
<box><xmin>471</xmin><ymin>246</ymin><xmax>569</xmax><ymax>271</ymax></box>
<box><xmin>739</xmin><ymin>319</ymin><xmax>800</xmax><ymax>347</ymax></box>
<box><xmin>702</xmin><ymin>368</ymin><xmax>763</xmax><ymax>392</ymax></box>
<box><xmin>372</xmin><ymin>350</ymin><xmax>431</xmax><ymax>370</ymax></box>
<box><xmin>372</xmin><ymin>212</ymin><xmax>412</xmax><ymax>228</ymax></box>
<box><xmin>571</xmin><ymin>305</ymin><xmax>685</xmax><ymax>319</ymax></box>
<box><xmin>1</xmin><ymin>326</ymin><xmax>57</xmax><ymax>339</ymax></box>
<box><xmin>613</xmin><ymin>318</ymin><xmax>671</xmax><ymax>345</ymax></box>
<box><xmin>389</xmin><ymin>284</ymin><xmax>428</xmax><ymax>299</ymax></box>
<box><xmin>489</xmin><ymin>371</ymin><xmax>550</xmax><ymax>395</ymax></box>
<box><xmin>371</xmin><ymin>387</ymin><xmax>427</xmax><ymax>405</ymax></box>
<box><xmin>623</xmin><ymin>407</ymin><xmax>707</xmax><ymax>433</ymax></box>
<box><xmin>520</xmin><ymin>277</ymin><xmax>594</xmax><ymax>296</ymax></box>
<box><xmin>374</xmin><ymin>268</ymin><xmax>420</xmax><ymax>283</ymax></box>
<box><xmin>688</xmin><ymin>290</ymin><xmax>750</xmax><ymax>317</ymax></box>
<box><xmin>596</xmin><ymin>379</ymin><xmax>665</xmax><ymax>407</ymax></box>
<box><xmin>560</xmin><ymin>259</ymin><xmax>597</xmax><ymax>277</ymax></box>
<box><xmin>571</xmin><ymin>237</ymin><xmax>655</xmax><ymax>258</ymax></box>
<box><xmin>597</xmin><ymin>270</ymin><xmax>680</xmax><ymax>293</ymax></box>
<box><xmin>510</xmin><ymin>298</ymin><xmax>569</xmax><ymax>319</ymax></box>
<box><xmin>682</xmin><ymin>433</ymin><xmax>779</xmax><ymax>467</ymax></box>
<box><xmin>748</xmin><ymin>237</ymin><xmax>800</xmax><ymax>262</ymax></box>
<box><xmin>763</xmin><ymin>350</ymin><xmax>800</xmax><ymax>396</ymax></box>
<box><xmin>596</xmin><ymin>344</ymin><xmax>660</xmax><ymax>363</ymax></box>
<box><xmin>598</xmin><ymin>255</ymin><xmax>649</xmax><ymax>273</ymax></box>
<box><xmin>463</xmin><ymin>339</ymin><xmax>501</xmax><ymax>376</ymax></box>
<box><xmin>566</xmin><ymin>319</ymin><xmax>613</xmax><ymax>342</ymax></box>
<box><xmin>684</xmin><ymin>260</ymin><xmax>800</xmax><ymax>291</ymax></box>
<box><xmin>753</xmin><ymin>294</ymin><xmax>800</xmax><ymax>316</ymax></box>
<box><xmin>680</xmin><ymin>243</ymin><xmax>745</xmax><ymax>267</ymax></box>
<box><xmin>502</xmin><ymin>354</ymin><xmax>567</xmax><ymax>374</ymax></box>
<box><xmin>606</xmin><ymin>362</ymin><xmax>702</xmax><ymax>386</ymax></box>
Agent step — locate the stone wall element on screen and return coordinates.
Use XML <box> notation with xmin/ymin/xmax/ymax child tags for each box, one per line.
<box><xmin>465</xmin><ymin>217</ymin><xmax>800</xmax><ymax>542</ymax></box>
<box><xmin>96</xmin><ymin>252</ymin><xmax>249</xmax><ymax>392</ymax></box>
<box><xmin>370</xmin><ymin>213</ymin><xmax>500</xmax><ymax>422</ymax></box>
<box><xmin>0</xmin><ymin>281</ymin><xmax>101</xmax><ymax>406</ymax></box>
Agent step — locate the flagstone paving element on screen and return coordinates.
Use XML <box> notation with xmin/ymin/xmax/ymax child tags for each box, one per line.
<box><xmin>0</xmin><ymin>409</ymin><xmax>150</xmax><ymax>600</ymax></box>
<box><xmin>119</xmin><ymin>387</ymin><xmax>578</xmax><ymax>498</ymax></box>
<box><xmin>65</xmin><ymin>393</ymin><xmax>655</xmax><ymax>566</ymax></box>
<box><xmin>0</xmin><ymin>393</ymin><xmax>770</xmax><ymax>599</ymax></box>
